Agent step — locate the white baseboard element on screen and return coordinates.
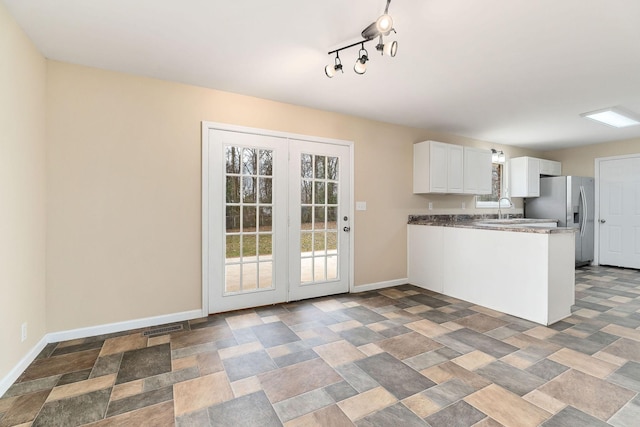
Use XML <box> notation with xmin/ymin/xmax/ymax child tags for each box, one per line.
<box><xmin>0</xmin><ymin>335</ymin><xmax>48</xmax><ymax>397</ymax></box>
<box><xmin>47</xmin><ymin>309</ymin><xmax>203</xmax><ymax>343</ymax></box>
<box><xmin>1</xmin><ymin>309</ymin><xmax>203</xmax><ymax>397</ymax></box>
<box><xmin>351</xmin><ymin>278</ymin><xmax>408</xmax><ymax>293</ymax></box>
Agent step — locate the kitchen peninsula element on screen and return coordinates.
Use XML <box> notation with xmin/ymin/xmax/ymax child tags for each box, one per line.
<box><xmin>407</xmin><ymin>215</ymin><xmax>577</xmax><ymax>326</ymax></box>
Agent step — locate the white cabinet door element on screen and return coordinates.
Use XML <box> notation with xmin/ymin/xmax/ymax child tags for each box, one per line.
<box><xmin>510</xmin><ymin>156</ymin><xmax>540</xmax><ymax>197</ymax></box>
<box><xmin>540</xmin><ymin>159</ymin><xmax>562</xmax><ymax>176</ymax></box>
<box><xmin>413</xmin><ymin>141</ymin><xmax>463</xmax><ymax>194</ymax></box>
<box><xmin>463</xmin><ymin>147</ymin><xmax>492</xmax><ymax>194</ymax></box>
<box><xmin>448</xmin><ymin>144</ymin><xmax>464</xmax><ymax>193</ymax></box>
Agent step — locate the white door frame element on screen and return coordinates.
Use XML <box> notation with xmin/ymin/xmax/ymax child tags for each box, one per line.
<box><xmin>593</xmin><ymin>152</ymin><xmax>640</xmax><ymax>266</ymax></box>
<box><xmin>201</xmin><ymin>121</ymin><xmax>354</xmax><ymax>316</ymax></box>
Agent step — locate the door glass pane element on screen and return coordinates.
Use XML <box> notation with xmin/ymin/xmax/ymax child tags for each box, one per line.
<box><xmin>224</xmin><ymin>145</ymin><xmax>274</xmax><ymax>294</ymax></box>
<box><xmin>300</xmin><ymin>152</ymin><xmax>340</xmax><ymax>284</ymax></box>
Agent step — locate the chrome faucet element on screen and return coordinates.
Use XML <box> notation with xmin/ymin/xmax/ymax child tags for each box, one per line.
<box><xmin>498</xmin><ymin>197</ymin><xmax>513</xmax><ymax>219</ymax></box>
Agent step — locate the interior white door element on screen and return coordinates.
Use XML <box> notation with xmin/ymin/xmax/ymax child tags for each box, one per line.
<box><xmin>599</xmin><ymin>156</ymin><xmax>640</xmax><ymax>269</ymax></box>
<box><xmin>207</xmin><ymin>129</ymin><xmax>288</xmax><ymax>313</ymax></box>
<box><xmin>288</xmin><ymin>139</ymin><xmax>351</xmax><ymax>301</ymax></box>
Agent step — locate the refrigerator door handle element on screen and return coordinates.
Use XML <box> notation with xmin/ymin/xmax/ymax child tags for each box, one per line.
<box><xmin>580</xmin><ymin>185</ymin><xmax>587</xmax><ymax>237</ymax></box>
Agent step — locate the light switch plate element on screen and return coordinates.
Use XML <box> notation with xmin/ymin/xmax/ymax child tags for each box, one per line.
<box><xmin>356</xmin><ymin>201</ymin><xmax>367</xmax><ymax>211</ymax></box>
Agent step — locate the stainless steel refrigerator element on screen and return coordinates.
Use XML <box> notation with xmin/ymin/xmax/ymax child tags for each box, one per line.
<box><xmin>524</xmin><ymin>176</ymin><xmax>594</xmax><ymax>266</ymax></box>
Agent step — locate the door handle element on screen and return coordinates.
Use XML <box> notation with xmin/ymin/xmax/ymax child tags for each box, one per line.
<box><xmin>599</xmin><ymin>219</ymin><xmax>606</xmax><ymax>224</ymax></box>
<box><xmin>343</xmin><ymin>226</ymin><xmax>351</xmax><ymax>232</ymax></box>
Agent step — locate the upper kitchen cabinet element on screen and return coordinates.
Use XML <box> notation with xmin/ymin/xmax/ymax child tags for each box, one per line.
<box><xmin>413</xmin><ymin>141</ymin><xmax>463</xmax><ymax>193</ymax></box>
<box><xmin>463</xmin><ymin>147</ymin><xmax>492</xmax><ymax>195</ymax></box>
<box><xmin>510</xmin><ymin>156</ymin><xmax>540</xmax><ymax>197</ymax></box>
<box><xmin>510</xmin><ymin>156</ymin><xmax>563</xmax><ymax>197</ymax></box>
<box><xmin>539</xmin><ymin>159</ymin><xmax>562</xmax><ymax>176</ymax></box>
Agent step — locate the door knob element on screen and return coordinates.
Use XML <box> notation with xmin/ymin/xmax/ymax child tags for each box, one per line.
<box><xmin>599</xmin><ymin>219</ymin><xmax>606</xmax><ymax>224</ymax></box>
<box><xmin>343</xmin><ymin>226</ymin><xmax>351</xmax><ymax>232</ymax></box>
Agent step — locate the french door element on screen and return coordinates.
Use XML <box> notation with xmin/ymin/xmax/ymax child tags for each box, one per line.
<box><xmin>598</xmin><ymin>156</ymin><xmax>640</xmax><ymax>269</ymax></box>
<box><xmin>203</xmin><ymin>124</ymin><xmax>352</xmax><ymax>313</ymax></box>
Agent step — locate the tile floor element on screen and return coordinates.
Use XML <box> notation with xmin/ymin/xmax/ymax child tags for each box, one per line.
<box><xmin>2</xmin><ymin>266</ymin><xmax>640</xmax><ymax>426</ymax></box>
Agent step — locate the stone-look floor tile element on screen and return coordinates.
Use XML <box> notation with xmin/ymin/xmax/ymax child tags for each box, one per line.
<box><xmin>376</xmin><ymin>332</ymin><xmax>442</xmax><ymax>360</ymax></box>
<box><xmin>115</xmin><ymin>343</ymin><xmax>171</xmax><ymax>385</ymax></box>
<box><xmin>84</xmin><ymin>401</ymin><xmax>174</xmax><ymax>427</ymax></box>
<box><xmin>225</xmin><ymin>312</ymin><xmax>264</xmax><ymax>330</ymax></box>
<box><xmin>170</xmin><ymin>324</ymin><xmax>233</xmax><ymax>350</ymax></box>
<box><xmin>546</xmin><ymin>332</ymin><xmax>607</xmax><ymax>355</ymax></box>
<box><xmin>602</xmin><ymin>323</ymin><xmax>640</xmax><ymax>342</ymax></box>
<box><xmin>540</xmin><ymin>406</ymin><xmax>610</xmax><ymax>427</ymax></box>
<box><xmin>222</xmin><ymin>350</ymin><xmax>277</xmax><ymax>382</ymax></box>
<box><xmin>523</xmin><ymin>326</ymin><xmax>558</xmax><ymax>340</ymax></box>
<box><xmin>313</xmin><ymin>299</ymin><xmax>346</xmax><ymax>312</ymax></box>
<box><xmin>46</xmin><ymin>373</ymin><xmax>115</xmax><ymax>402</ymax></box>
<box><xmin>147</xmin><ymin>335</ymin><xmax>171</xmax><ymax>346</ymax></box>
<box><xmin>21</xmin><ymin>349</ymin><xmax>101</xmax><ymax>382</ymax></box>
<box><xmin>90</xmin><ymin>353</ymin><xmax>123</xmax><ymax>378</ymax></box>
<box><xmin>273</xmin><ymin>348</ymin><xmax>319</xmax><ymax>368</ymax></box>
<box><xmin>423</xmin><ymin>378</ymin><xmax>475</xmax><ymax>408</ymax></box>
<box><xmin>142</xmin><ymin>366</ymin><xmax>199</xmax><ymax>392</ymax></box>
<box><xmin>172</xmin><ymin>354</ymin><xmax>197</xmax><ymax>372</ymax></box>
<box><xmin>452</xmin><ymin>350</ymin><xmax>495</xmax><ymax>371</ymax></box>
<box><xmin>324</xmin><ymin>381</ymin><xmax>358</xmax><ymax>402</ymax></box>
<box><xmin>2</xmin><ymin>375</ymin><xmax>60</xmax><ymax>398</ymax></box>
<box><xmin>50</xmin><ymin>340</ymin><xmax>105</xmax><ymax>357</ymax></box>
<box><xmin>57</xmin><ymin>368</ymin><xmax>92</xmax><ymax>386</ymax></box>
<box><xmin>547</xmin><ymin>348</ymin><xmax>617</xmax><ymax>378</ymax></box>
<box><xmin>32</xmin><ymin>388</ymin><xmax>111</xmax><ymax>427</ymax></box>
<box><xmin>337</xmin><ymin>386</ymin><xmax>397</xmax><ymax>421</ymax></box>
<box><xmin>525</xmin><ymin>359</ymin><xmax>569</xmax><ymax>382</ymax></box>
<box><xmin>338</xmin><ymin>327</ymin><xmax>385</xmax><ymax>347</ymax></box>
<box><xmin>473</xmin><ymin>417</ymin><xmax>504</xmax><ymax>427</ymax></box>
<box><xmin>218</xmin><ymin>341</ymin><xmax>264</xmax><ymax>360</ymax></box>
<box><xmin>602</xmin><ymin>337</ymin><xmax>640</xmax><ymax>362</ymax></box>
<box><xmin>593</xmin><ymin>350</ymin><xmax>627</xmax><ymax>366</ymax></box>
<box><xmin>252</xmin><ymin>322</ymin><xmax>302</xmax><ymax>348</ymax></box>
<box><xmin>259</xmin><ymin>357</ymin><xmax>342</xmax><ymax>403</ymax></box>
<box><xmin>339</xmin><ymin>306</ymin><xmax>387</xmax><ymax>325</ymax></box>
<box><xmin>607</xmin><ymin>360</ymin><xmax>640</xmax><ymax>392</ymax></box>
<box><xmin>176</xmin><ymin>408</ymin><xmax>211</xmax><ymax>427</ymax></box>
<box><xmin>423</xmin><ymin>361</ymin><xmax>491</xmax><ymax>390</ymax></box>
<box><xmin>0</xmin><ymin>390</ymin><xmax>50</xmax><ymax>427</ymax></box>
<box><xmin>100</xmin><ymin>334</ymin><xmax>147</xmax><ymax>356</ymax></box>
<box><xmin>452</xmin><ymin>313</ymin><xmax>509</xmax><ymax>333</ymax></box>
<box><xmin>285</xmin><ymin>404</ymin><xmax>354</xmax><ymax>427</ymax></box>
<box><xmin>465</xmin><ymin>384</ymin><xmax>551</xmax><ymax>427</ymax></box>
<box><xmin>356</xmin><ymin>402</ymin><xmax>428</xmax><ymax>427</ymax></box>
<box><xmin>357</xmin><ymin>343</ymin><xmax>384</xmax><ymax>357</ymax></box>
<box><xmin>500</xmin><ymin>353</ymin><xmax>534</xmax><ymax>370</ymax></box>
<box><xmin>273</xmin><ymin>388</ymin><xmax>333</xmax><ymax>423</ymax></box>
<box><xmin>446</xmin><ymin>329</ymin><xmax>518</xmax><ymax>359</ymax></box>
<box><xmin>441</xmin><ymin>321</ymin><xmax>465</xmax><ymax>331</ymax></box>
<box><xmin>405</xmin><ymin>351</ymin><xmax>450</xmax><ymax>372</ymax></box>
<box><xmin>328</xmin><ymin>320</ymin><xmax>363</xmax><ymax>333</ymax></box>
<box><xmin>0</xmin><ymin>396</ymin><xmax>18</xmax><ymax>414</ymax></box>
<box><xmin>405</xmin><ymin>305</ymin><xmax>431</xmax><ymax>315</ymax></box>
<box><xmin>313</xmin><ymin>340</ymin><xmax>366</xmax><ymax>367</ymax></box>
<box><xmin>538</xmin><ymin>369</ymin><xmax>635</xmax><ymax>420</ymax></box>
<box><xmin>523</xmin><ymin>390</ymin><xmax>566</xmax><ymax>414</ymax></box>
<box><xmin>231</xmin><ymin>375</ymin><xmax>262</xmax><ymax>398</ymax></box>
<box><xmin>207</xmin><ymin>391</ymin><xmax>281</xmax><ymax>427</ymax></box>
<box><xmin>110</xmin><ymin>380</ymin><xmax>143</xmax><ymax>401</ymax></box>
<box><xmin>402</xmin><ymin>392</ymin><xmax>440</xmax><ymax>418</ymax></box>
<box><xmin>173</xmin><ymin>371</ymin><xmax>233</xmax><ymax>416</ymax></box>
<box><xmin>476</xmin><ymin>361</ymin><xmax>546</xmax><ymax>396</ymax></box>
<box><xmin>355</xmin><ymin>353</ymin><xmax>436</xmax><ymax>400</ymax></box>
<box><xmin>335</xmin><ymin>364</ymin><xmax>379</xmax><ymax>393</ymax></box>
<box><xmin>405</xmin><ymin>319</ymin><xmax>451</xmax><ymax>338</ymax></box>
<box><xmin>608</xmin><ymin>395</ymin><xmax>640</xmax><ymax>427</ymax></box>
<box><xmin>105</xmin><ymin>386</ymin><xmax>173</xmax><ymax>418</ymax></box>
<box><xmin>425</xmin><ymin>400</ymin><xmax>486</xmax><ymax>427</ymax></box>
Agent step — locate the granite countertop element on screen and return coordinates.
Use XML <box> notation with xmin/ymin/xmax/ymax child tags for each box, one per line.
<box><xmin>408</xmin><ymin>214</ymin><xmax>576</xmax><ymax>234</ymax></box>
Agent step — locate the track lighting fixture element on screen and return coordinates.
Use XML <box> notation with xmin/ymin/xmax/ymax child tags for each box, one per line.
<box><xmin>324</xmin><ymin>0</ymin><xmax>398</xmax><ymax>78</ymax></box>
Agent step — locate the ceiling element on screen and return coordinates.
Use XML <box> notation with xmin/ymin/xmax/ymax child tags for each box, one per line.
<box><xmin>4</xmin><ymin>0</ymin><xmax>640</xmax><ymax>150</ymax></box>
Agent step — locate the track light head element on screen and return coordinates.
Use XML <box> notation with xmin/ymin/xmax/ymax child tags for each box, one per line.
<box><xmin>325</xmin><ymin>55</ymin><xmax>343</xmax><ymax>78</ymax></box>
<box><xmin>383</xmin><ymin>40</ymin><xmax>398</xmax><ymax>57</ymax></box>
<box><xmin>354</xmin><ymin>45</ymin><xmax>369</xmax><ymax>75</ymax></box>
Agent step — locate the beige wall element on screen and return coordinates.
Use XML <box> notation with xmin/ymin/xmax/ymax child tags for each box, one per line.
<box><xmin>0</xmin><ymin>4</ymin><xmax>47</xmax><ymax>381</ymax></box>
<box><xmin>44</xmin><ymin>61</ymin><xmax>540</xmax><ymax>332</ymax></box>
<box><xmin>545</xmin><ymin>138</ymin><xmax>640</xmax><ymax>177</ymax></box>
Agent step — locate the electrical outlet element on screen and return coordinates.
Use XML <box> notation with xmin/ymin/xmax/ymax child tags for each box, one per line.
<box><xmin>21</xmin><ymin>322</ymin><xmax>27</xmax><ymax>342</ymax></box>
<box><xmin>428</xmin><ymin>202</ymin><xmax>433</xmax><ymax>210</ymax></box>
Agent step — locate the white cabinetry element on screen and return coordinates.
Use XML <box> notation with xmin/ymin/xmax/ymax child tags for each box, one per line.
<box><xmin>413</xmin><ymin>141</ymin><xmax>463</xmax><ymax>193</ymax></box>
<box><xmin>509</xmin><ymin>156</ymin><xmax>540</xmax><ymax>197</ymax></box>
<box><xmin>539</xmin><ymin>159</ymin><xmax>562</xmax><ymax>176</ymax></box>
<box><xmin>463</xmin><ymin>147</ymin><xmax>492</xmax><ymax>195</ymax></box>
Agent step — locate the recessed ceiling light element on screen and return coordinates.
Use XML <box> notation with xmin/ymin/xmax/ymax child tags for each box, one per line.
<box><xmin>580</xmin><ymin>107</ymin><xmax>640</xmax><ymax>128</ymax></box>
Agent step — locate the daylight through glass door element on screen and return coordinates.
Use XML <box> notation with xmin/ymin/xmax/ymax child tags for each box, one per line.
<box><xmin>224</xmin><ymin>146</ymin><xmax>274</xmax><ymax>293</ymax></box>
<box><xmin>300</xmin><ymin>153</ymin><xmax>339</xmax><ymax>284</ymax></box>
